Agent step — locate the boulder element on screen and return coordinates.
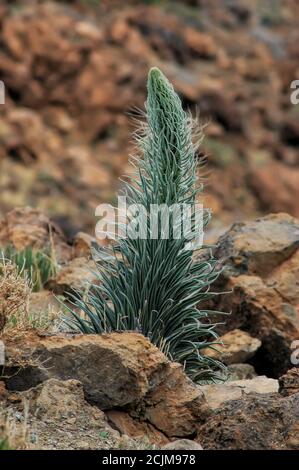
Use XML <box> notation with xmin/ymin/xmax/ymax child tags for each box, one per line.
<box><xmin>196</xmin><ymin>392</ymin><xmax>299</xmax><ymax>450</ymax></box>
<box><xmin>200</xmin><ymin>376</ymin><xmax>278</xmax><ymax>411</ymax></box>
<box><xmin>3</xmin><ymin>331</ymin><xmax>205</xmax><ymax>438</ymax></box>
<box><xmin>215</xmin><ymin>213</ymin><xmax>299</xmax><ymax>277</ymax></box>
<box><xmin>203</xmin><ymin>329</ymin><xmax>261</xmax><ymax>365</ymax></box>
<box><xmin>143</xmin><ymin>363</ymin><xmax>207</xmax><ymax>437</ymax></box>
<box><xmin>2</xmin><ymin>378</ymin><xmax>121</xmax><ymax>450</ymax></box>
<box><xmin>4</xmin><ymin>332</ymin><xmax>169</xmax><ymax>408</ymax></box>
<box><xmin>212</xmin><ymin>213</ymin><xmax>299</xmax><ymax>377</ymax></box>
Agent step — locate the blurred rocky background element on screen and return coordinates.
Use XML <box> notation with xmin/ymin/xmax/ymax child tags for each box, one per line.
<box><xmin>0</xmin><ymin>0</ymin><xmax>298</xmax><ymax>239</ymax></box>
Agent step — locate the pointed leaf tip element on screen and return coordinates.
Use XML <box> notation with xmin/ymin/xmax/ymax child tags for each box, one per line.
<box><xmin>147</xmin><ymin>67</ymin><xmax>168</xmax><ymax>89</ymax></box>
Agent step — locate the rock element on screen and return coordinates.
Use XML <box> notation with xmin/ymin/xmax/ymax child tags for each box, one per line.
<box><xmin>215</xmin><ymin>213</ymin><xmax>299</xmax><ymax>277</ymax></box>
<box><xmin>0</xmin><ymin>207</ymin><xmax>72</xmax><ymax>263</ymax></box>
<box><xmin>216</xmin><ymin>274</ymin><xmax>298</xmax><ymax>376</ymax></box>
<box><xmin>1</xmin><ymin>377</ymin><xmax>163</xmax><ymax>450</ymax></box>
<box><xmin>162</xmin><ymin>439</ymin><xmax>203</xmax><ymax>450</ymax></box>
<box><xmin>4</xmin><ymin>378</ymin><xmax>121</xmax><ymax>450</ymax></box>
<box><xmin>143</xmin><ymin>363</ymin><xmax>206</xmax><ymax>437</ymax></box>
<box><xmin>196</xmin><ymin>392</ymin><xmax>299</xmax><ymax>450</ymax></box>
<box><xmin>204</xmin><ymin>329</ymin><xmax>261</xmax><ymax>365</ymax></box>
<box><xmin>200</xmin><ymin>376</ymin><xmax>279</xmax><ymax>411</ymax></box>
<box><xmin>45</xmin><ymin>257</ymin><xmax>98</xmax><ymax>294</ymax></box>
<box><xmin>279</xmin><ymin>368</ymin><xmax>299</xmax><ymax>397</ymax></box>
<box><xmin>248</xmin><ymin>164</ymin><xmax>299</xmax><ymax>218</ymax></box>
<box><xmin>0</xmin><ymin>381</ymin><xmax>7</xmax><ymax>400</ymax></box>
<box><xmin>230</xmin><ymin>376</ymin><xmax>279</xmax><ymax>394</ymax></box>
<box><xmin>106</xmin><ymin>410</ymin><xmax>169</xmax><ymax>446</ymax></box>
<box><xmin>183</xmin><ymin>28</ymin><xmax>216</xmax><ymax>58</ymax></box>
<box><xmin>72</xmin><ymin>232</ymin><xmax>95</xmax><ymax>258</ymax></box>
<box><xmin>226</xmin><ymin>363</ymin><xmax>257</xmax><ymax>381</ymax></box>
<box><xmin>212</xmin><ymin>213</ymin><xmax>299</xmax><ymax>377</ymax></box>
<box><xmin>4</xmin><ymin>332</ymin><xmax>168</xmax><ymax>408</ymax></box>
<box><xmin>3</xmin><ymin>331</ymin><xmax>205</xmax><ymax>438</ymax></box>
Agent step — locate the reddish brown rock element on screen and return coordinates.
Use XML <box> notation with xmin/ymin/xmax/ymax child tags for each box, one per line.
<box><xmin>203</xmin><ymin>329</ymin><xmax>261</xmax><ymax>365</ymax></box>
<box><xmin>0</xmin><ymin>207</ymin><xmax>72</xmax><ymax>262</ymax></box>
<box><xmin>215</xmin><ymin>213</ymin><xmax>299</xmax><ymax>277</ymax></box>
<box><xmin>72</xmin><ymin>232</ymin><xmax>95</xmax><ymax>258</ymax></box>
<box><xmin>0</xmin><ymin>382</ymin><xmax>7</xmax><ymax>401</ymax></box>
<box><xmin>4</xmin><ymin>331</ymin><xmax>205</xmax><ymax>439</ymax></box>
<box><xmin>248</xmin><ymin>164</ymin><xmax>299</xmax><ymax>218</ymax></box>
<box><xmin>45</xmin><ymin>257</ymin><xmax>98</xmax><ymax>294</ymax></box>
<box><xmin>144</xmin><ymin>363</ymin><xmax>206</xmax><ymax>437</ymax></box>
<box><xmin>212</xmin><ymin>213</ymin><xmax>299</xmax><ymax>377</ymax></box>
<box><xmin>106</xmin><ymin>410</ymin><xmax>169</xmax><ymax>446</ymax></box>
<box><xmin>196</xmin><ymin>392</ymin><xmax>299</xmax><ymax>450</ymax></box>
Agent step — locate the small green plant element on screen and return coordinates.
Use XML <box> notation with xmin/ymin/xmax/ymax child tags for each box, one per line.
<box><xmin>66</xmin><ymin>68</ymin><xmax>225</xmax><ymax>383</ymax></box>
<box><xmin>1</xmin><ymin>246</ymin><xmax>57</xmax><ymax>292</ymax></box>
<box><xmin>0</xmin><ymin>437</ymin><xmax>11</xmax><ymax>450</ymax></box>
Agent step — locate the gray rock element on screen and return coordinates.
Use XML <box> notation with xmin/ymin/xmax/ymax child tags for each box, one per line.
<box><xmin>200</xmin><ymin>376</ymin><xmax>279</xmax><ymax>411</ymax></box>
<box><xmin>162</xmin><ymin>439</ymin><xmax>203</xmax><ymax>450</ymax></box>
<box><xmin>197</xmin><ymin>391</ymin><xmax>299</xmax><ymax>450</ymax></box>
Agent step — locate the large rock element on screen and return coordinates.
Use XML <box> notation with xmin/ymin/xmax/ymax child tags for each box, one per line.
<box><xmin>3</xmin><ymin>331</ymin><xmax>205</xmax><ymax>438</ymax></box>
<box><xmin>203</xmin><ymin>329</ymin><xmax>261</xmax><ymax>365</ymax></box>
<box><xmin>4</xmin><ymin>331</ymin><xmax>168</xmax><ymax>408</ymax></box>
<box><xmin>143</xmin><ymin>363</ymin><xmax>206</xmax><ymax>437</ymax></box>
<box><xmin>1</xmin><ymin>376</ymin><xmax>168</xmax><ymax>450</ymax></box>
<box><xmin>196</xmin><ymin>392</ymin><xmax>299</xmax><ymax>450</ymax></box>
<box><xmin>215</xmin><ymin>213</ymin><xmax>299</xmax><ymax>277</ymax></box>
<box><xmin>212</xmin><ymin>213</ymin><xmax>299</xmax><ymax>377</ymax></box>
<box><xmin>200</xmin><ymin>376</ymin><xmax>278</xmax><ymax>411</ymax></box>
<box><xmin>1</xmin><ymin>378</ymin><xmax>138</xmax><ymax>450</ymax></box>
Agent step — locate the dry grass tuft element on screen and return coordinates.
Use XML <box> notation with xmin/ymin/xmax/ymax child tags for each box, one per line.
<box><xmin>0</xmin><ymin>257</ymin><xmax>31</xmax><ymax>334</ymax></box>
<box><xmin>0</xmin><ymin>403</ymin><xmax>30</xmax><ymax>450</ymax></box>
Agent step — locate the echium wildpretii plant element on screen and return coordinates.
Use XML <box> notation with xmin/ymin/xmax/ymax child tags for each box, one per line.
<box><xmin>66</xmin><ymin>67</ymin><xmax>226</xmax><ymax>383</ymax></box>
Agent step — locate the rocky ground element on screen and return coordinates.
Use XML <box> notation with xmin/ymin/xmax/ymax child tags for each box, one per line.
<box><xmin>0</xmin><ymin>0</ymin><xmax>299</xmax><ymax>237</ymax></box>
<box><xmin>0</xmin><ymin>206</ymin><xmax>298</xmax><ymax>449</ymax></box>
